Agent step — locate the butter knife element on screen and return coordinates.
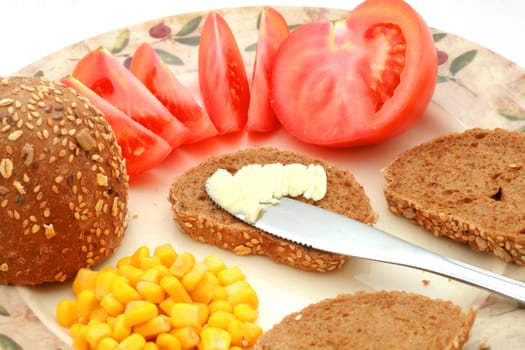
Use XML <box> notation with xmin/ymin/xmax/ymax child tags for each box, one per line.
<box><xmin>208</xmin><ymin>191</ymin><xmax>525</xmax><ymax>304</ymax></box>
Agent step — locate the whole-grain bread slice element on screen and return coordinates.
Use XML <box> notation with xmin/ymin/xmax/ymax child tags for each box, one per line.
<box><xmin>168</xmin><ymin>147</ymin><xmax>377</xmax><ymax>272</ymax></box>
<box><xmin>254</xmin><ymin>290</ymin><xmax>475</xmax><ymax>350</ymax></box>
<box><xmin>383</xmin><ymin>128</ymin><xmax>525</xmax><ymax>264</ymax></box>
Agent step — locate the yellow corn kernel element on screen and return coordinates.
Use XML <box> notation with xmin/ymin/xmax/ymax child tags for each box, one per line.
<box><xmin>70</xmin><ymin>323</ymin><xmax>86</xmax><ymax>338</ymax></box>
<box><xmin>112</xmin><ymin>314</ymin><xmax>131</xmax><ymax>342</ymax></box>
<box><xmin>158</xmin><ymin>298</ymin><xmax>176</xmax><ymax>316</ymax></box>
<box><xmin>77</xmin><ymin>289</ymin><xmax>98</xmax><ymax>323</ymax></box>
<box><xmin>154</xmin><ymin>244</ymin><xmax>178</xmax><ymax>267</ymax></box>
<box><xmin>130</xmin><ymin>246</ymin><xmax>151</xmax><ymax>267</ymax></box>
<box><xmin>72</xmin><ymin>268</ymin><xmax>98</xmax><ymax>295</ymax></box>
<box><xmin>208</xmin><ymin>300</ymin><xmax>232</xmax><ymax>314</ymax></box>
<box><xmin>89</xmin><ymin>306</ymin><xmax>109</xmax><ymax>322</ymax></box>
<box><xmin>224</xmin><ymin>281</ymin><xmax>259</xmax><ymax>309</ymax></box>
<box><xmin>200</xmin><ymin>327</ymin><xmax>231</xmax><ymax>350</ymax></box>
<box><xmin>227</xmin><ymin>319</ymin><xmax>246</xmax><ymax>347</ymax></box>
<box><xmin>133</xmin><ymin>315</ymin><xmax>171</xmax><ymax>340</ymax></box>
<box><xmin>124</xmin><ymin>300</ymin><xmax>158</xmax><ymax>328</ymax></box>
<box><xmin>100</xmin><ymin>293</ymin><xmax>125</xmax><ymax>317</ymax></box>
<box><xmin>96</xmin><ymin>337</ymin><xmax>119</xmax><ymax>350</ymax></box>
<box><xmin>85</xmin><ymin>322</ymin><xmax>112</xmax><ymax>348</ymax></box>
<box><xmin>170</xmin><ymin>303</ymin><xmax>202</xmax><ymax>329</ymax></box>
<box><xmin>190</xmin><ymin>273</ymin><xmax>217</xmax><ymax>304</ymax></box>
<box><xmin>217</xmin><ymin>266</ymin><xmax>244</xmax><ymax>286</ymax></box>
<box><xmin>72</xmin><ymin>326</ymin><xmax>89</xmax><ymax>350</ymax></box>
<box><xmin>117</xmin><ymin>333</ymin><xmax>146</xmax><ymax>350</ymax></box>
<box><xmin>160</xmin><ymin>276</ymin><xmax>192</xmax><ymax>303</ymax></box>
<box><xmin>144</xmin><ymin>342</ymin><xmax>160</xmax><ymax>350</ymax></box>
<box><xmin>171</xmin><ymin>326</ymin><xmax>199</xmax><ymax>349</ymax></box>
<box><xmin>116</xmin><ymin>255</ymin><xmax>132</xmax><ymax>268</ymax></box>
<box><xmin>112</xmin><ymin>277</ymin><xmax>140</xmax><ymax>304</ymax></box>
<box><xmin>139</xmin><ymin>256</ymin><xmax>162</xmax><ymax>271</ymax></box>
<box><xmin>207</xmin><ymin>310</ymin><xmax>235</xmax><ymax>330</ymax></box>
<box><xmin>233</xmin><ymin>304</ymin><xmax>257</xmax><ymax>323</ymax></box>
<box><xmin>241</xmin><ymin>322</ymin><xmax>263</xmax><ymax>346</ymax></box>
<box><xmin>181</xmin><ymin>262</ymin><xmax>208</xmax><ymax>291</ymax></box>
<box><xmin>203</xmin><ymin>254</ymin><xmax>226</xmax><ymax>275</ymax></box>
<box><xmin>56</xmin><ymin>299</ymin><xmax>78</xmax><ymax>327</ymax></box>
<box><xmin>117</xmin><ymin>265</ymin><xmax>143</xmax><ymax>287</ymax></box>
<box><xmin>194</xmin><ymin>302</ymin><xmax>209</xmax><ymax>326</ymax></box>
<box><xmin>136</xmin><ymin>280</ymin><xmax>166</xmax><ymax>304</ymax></box>
<box><xmin>141</xmin><ymin>265</ymin><xmax>169</xmax><ymax>284</ymax></box>
<box><xmin>170</xmin><ymin>252</ymin><xmax>195</xmax><ymax>278</ymax></box>
<box><xmin>95</xmin><ymin>270</ymin><xmax>119</xmax><ymax>300</ymax></box>
<box><xmin>230</xmin><ymin>347</ymin><xmax>243</xmax><ymax>350</ymax></box>
<box><xmin>156</xmin><ymin>332</ymin><xmax>182</xmax><ymax>350</ymax></box>
<box><xmin>211</xmin><ymin>286</ymin><xmax>227</xmax><ymax>302</ymax></box>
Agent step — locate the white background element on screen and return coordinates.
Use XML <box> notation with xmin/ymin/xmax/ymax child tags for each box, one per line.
<box><xmin>0</xmin><ymin>0</ymin><xmax>524</xmax><ymax>76</ymax></box>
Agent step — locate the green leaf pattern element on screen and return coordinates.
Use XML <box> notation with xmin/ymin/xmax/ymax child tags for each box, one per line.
<box><xmin>0</xmin><ymin>334</ymin><xmax>22</xmax><ymax>350</ymax></box>
<box><xmin>449</xmin><ymin>49</ymin><xmax>477</xmax><ymax>76</ymax></box>
<box><xmin>111</xmin><ymin>28</ymin><xmax>130</xmax><ymax>54</ymax></box>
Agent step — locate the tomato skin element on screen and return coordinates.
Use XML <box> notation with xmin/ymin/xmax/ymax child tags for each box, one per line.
<box><xmin>247</xmin><ymin>7</ymin><xmax>289</xmax><ymax>132</ymax></box>
<box><xmin>61</xmin><ymin>75</ymin><xmax>172</xmax><ymax>178</ymax></box>
<box><xmin>73</xmin><ymin>47</ymin><xmax>189</xmax><ymax>148</ymax></box>
<box><xmin>198</xmin><ymin>12</ymin><xmax>250</xmax><ymax>134</ymax></box>
<box><xmin>270</xmin><ymin>0</ymin><xmax>437</xmax><ymax>147</ymax></box>
<box><xmin>130</xmin><ymin>43</ymin><xmax>218</xmax><ymax>144</ymax></box>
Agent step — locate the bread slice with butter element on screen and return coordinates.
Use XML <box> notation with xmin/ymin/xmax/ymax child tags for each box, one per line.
<box><xmin>168</xmin><ymin>147</ymin><xmax>377</xmax><ymax>272</ymax></box>
<box><xmin>254</xmin><ymin>290</ymin><xmax>475</xmax><ymax>350</ymax></box>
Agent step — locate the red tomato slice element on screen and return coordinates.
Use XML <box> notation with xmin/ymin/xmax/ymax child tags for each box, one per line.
<box><xmin>247</xmin><ymin>7</ymin><xmax>289</xmax><ymax>132</ymax></box>
<box><xmin>130</xmin><ymin>43</ymin><xmax>218</xmax><ymax>144</ymax></box>
<box><xmin>198</xmin><ymin>12</ymin><xmax>250</xmax><ymax>134</ymax></box>
<box><xmin>73</xmin><ymin>47</ymin><xmax>189</xmax><ymax>148</ymax></box>
<box><xmin>61</xmin><ymin>75</ymin><xmax>172</xmax><ymax>178</ymax></box>
<box><xmin>271</xmin><ymin>0</ymin><xmax>438</xmax><ymax>147</ymax></box>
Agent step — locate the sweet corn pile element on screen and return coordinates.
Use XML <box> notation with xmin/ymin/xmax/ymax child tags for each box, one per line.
<box><xmin>56</xmin><ymin>244</ymin><xmax>262</xmax><ymax>350</ymax></box>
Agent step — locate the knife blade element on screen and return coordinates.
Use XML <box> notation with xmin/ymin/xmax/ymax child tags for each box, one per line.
<box><xmin>210</xmin><ymin>193</ymin><xmax>525</xmax><ymax>304</ymax></box>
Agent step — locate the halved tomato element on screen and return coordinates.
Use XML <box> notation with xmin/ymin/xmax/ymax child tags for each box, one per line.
<box><xmin>198</xmin><ymin>12</ymin><xmax>250</xmax><ymax>134</ymax></box>
<box><xmin>73</xmin><ymin>47</ymin><xmax>189</xmax><ymax>148</ymax></box>
<box><xmin>247</xmin><ymin>7</ymin><xmax>289</xmax><ymax>132</ymax></box>
<box><xmin>130</xmin><ymin>43</ymin><xmax>218</xmax><ymax>144</ymax></box>
<box><xmin>62</xmin><ymin>75</ymin><xmax>172</xmax><ymax>178</ymax></box>
<box><xmin>271</xmin><ymin>0</ymin><xmax>438</xmax><ymax>147</ymax></box>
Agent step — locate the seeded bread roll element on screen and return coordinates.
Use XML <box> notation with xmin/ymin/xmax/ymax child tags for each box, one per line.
<box><xmin>383</xmin><ymin>128</ymin><xmax>525</xmax><ymax>264</ymax></box>
<box><xmin>168</xmin><ymin>147</ymin><xmax>376</xmax><ymax>272</ymax></box>
<box><xmin>255</xmin><ymin>291</ymin><xmax>475</xmax><ymax>350</ymax></box>
<box><xmin>0</xmin><ymin>76</ymin><xmax>129</xmax><ymax>285</ymax></box>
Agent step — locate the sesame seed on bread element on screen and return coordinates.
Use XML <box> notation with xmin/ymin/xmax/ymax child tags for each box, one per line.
<box><xmin>254</xmin><ymin>290</ymin><xmax>475</xmax><ymax>350</ymax></box>
<box><xmin>383</xmin><ymin>128</ymin><xmax>525</xmax><ymax>264</ymax></box>
<box><xmin>168</xmin><ymin>147</ymin><xmax>376</xmax><ymax>272</ymax></box>
<box><xmin>0</xmin><ymin>76</ymin><xmax>129</xmax><ymax>285</ymax></box>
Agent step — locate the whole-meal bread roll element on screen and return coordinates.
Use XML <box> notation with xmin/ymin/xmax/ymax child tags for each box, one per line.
<box><xmin>383</xmin><ymin>128</ymin><xmax>525</xmax><ymax>264</ymax></box>
<box><xmin>255</xmin><ymin>290</ymin><xmax>475</xmax><ymax>350</ymax></box>
<box><xmin>0</xmin><ymin>76</ymin><xmax>129</xmax><ymax>285</ymax></box>
<box><xmin>168</xmin><ymin>147</ymin><xmax>377</xmax><ymax>272</ymax></box>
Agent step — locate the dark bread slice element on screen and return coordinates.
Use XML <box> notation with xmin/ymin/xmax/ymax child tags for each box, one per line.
<box><xmin>168</xmin><ymin>147</ymin><xmax>376</xmax><ymax>272</ymax></box>
<box><xmin>254</xmin><ymin>290</ymin><xmax>475</xmax><ymax>350</ymax></box>
<box><xmin>383</xmin><ymin>128</ymin><xmax>525</xmax><ymax>264</ymax></box>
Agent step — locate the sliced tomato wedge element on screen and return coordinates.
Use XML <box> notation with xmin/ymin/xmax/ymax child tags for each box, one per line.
<box><xmin>198</xmin><ymin>12</ymin><xmax>250</xmax><ymax>134</ymax></box>
<box><xmin>73</xmin><ymin>47</ymin><xmax>189</xmax><ymax>148</ymax></box>
<box><xmin>271</xmin><ymin>0</ymin><xmax>438</xmax><ymax>147</ymax></box>
<box><xmin>247</xmin><ymin>7</ymin><xmax>289</xmax><ymax>132</ymax></box>
<box><xmin>130</xmin><ymin>43</ymin><xmax>218</xmax><ymax>144</ymax></box>
<box><xmin>61</xmin><ymin>75</ymin><xmax>172</xmax><ymax>178</ymax></box>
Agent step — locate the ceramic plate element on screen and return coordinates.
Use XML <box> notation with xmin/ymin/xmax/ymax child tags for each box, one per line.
<box><xmin>2</xmin><ymin>6</ymin><xmax>525</xmax><ymax>350</ymax></box>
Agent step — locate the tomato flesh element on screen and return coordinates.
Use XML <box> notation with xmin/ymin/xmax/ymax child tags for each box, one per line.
<box><xmin>271</xmin><ymin>0</ymin><xmax>437</xmax><ymax>147</ymax></box>
<box><xmin>198</xmin><ymin>12</ymin><xmax>250</xmax><ymax>134</ymax></box>
<box><xmin>61</xmin><ymin>75</ymin><xmax>172</xmax><ymax>178</ymax></box>
<box><xmin>130</xmin><ymin>43</ymin><xmax>218</xmax><ymax>144</ymax></box>
<box><xmin>247</xmin><ymin>7</ymin><xmax>289</xmax><ymax>132</ymax></box>
<box><xmin>73</xmin><ymin>47</ymin><xmax>189</xmax><ymax>148</ymax></box>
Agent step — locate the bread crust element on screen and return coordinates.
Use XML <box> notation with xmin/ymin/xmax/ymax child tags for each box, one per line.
<box><xmin>254</xmin><ymin>291</ymin><xmax>475</xmax><ymax>350</ymax></box>
<box><xmin>0</xmin><ymin>76</ymin><xmax>129</xmax><ymax>285</ymax></box>
<box><xmin>384</xmin><ymin>128</ymin><xmax>525</xmax><ymax>264</ymax></box>
<box><xmin>168</xmin><ymin>147</ymin><xmax>376</xmax><ymax>272</ymax></box>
